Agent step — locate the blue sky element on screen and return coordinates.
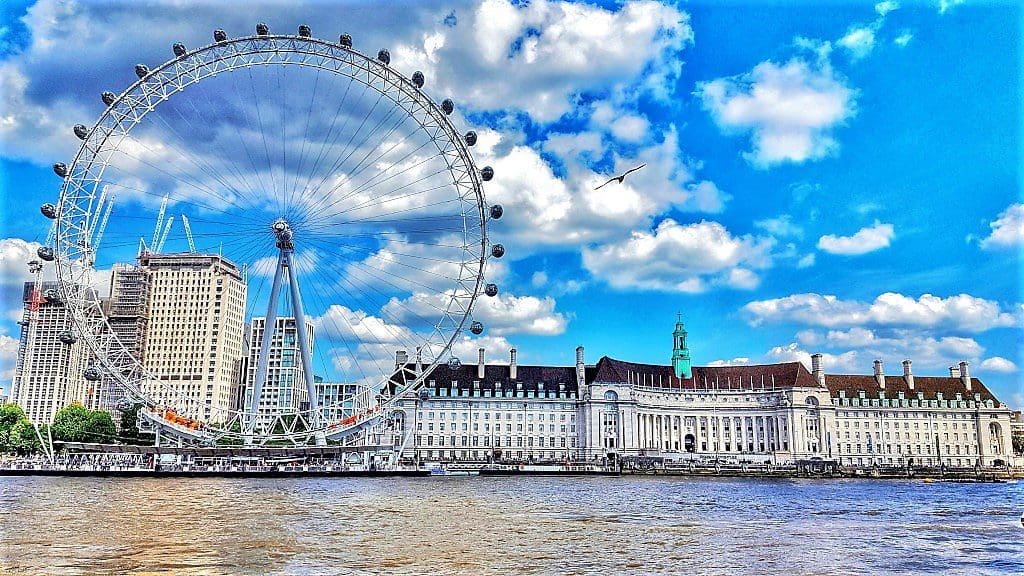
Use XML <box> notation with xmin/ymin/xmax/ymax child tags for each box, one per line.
<box><xmin>0</xmin><ymin>1</ymin><xmax>1021</xmax><ymax>407</ymax></box>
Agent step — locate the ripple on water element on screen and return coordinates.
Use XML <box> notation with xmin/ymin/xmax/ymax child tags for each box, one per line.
<box><xmin>1</xmin><ymin>476</ymin><xmax>1022</xmax><ymax>575</ymax></box>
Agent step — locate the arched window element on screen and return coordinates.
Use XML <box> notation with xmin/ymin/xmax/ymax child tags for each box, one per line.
<box><xmin>806</xmin><ymin>396</ymin><xmax>819</xmax><ymax>406</ymax></box>
<box><xmin>604</xmin><ymin>390</ymin><xmax>618</xmax><ymax>402</ymax></box>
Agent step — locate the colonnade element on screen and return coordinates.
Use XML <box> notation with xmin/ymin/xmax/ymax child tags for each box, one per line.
<box><xmin>635</xmin><ymin>412</ymin><xmax>792</xmax><ymax>455</ymax></box>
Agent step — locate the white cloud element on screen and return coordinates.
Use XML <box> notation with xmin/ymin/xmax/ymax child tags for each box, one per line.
<box><xmin>894</xmin><ymin>31</ymin><xmax>914</xmax><ymax>47</ymax></box>
<box><xmin>754</xmin><ymin>214</ymin><xmax>803</xmax><ymax>238</ymax></box>
<box><xmin>838</xmin><ymin>26</ymin><xmax>876</xmax><ymax>60</ymax></box>
<box><xmin>707</xmin><ymin>357</ymin><xmax>751</xmax><ymax>367</ymax></box>
<box><xmin>531</xmin><ymin>271</ymin><xmax>548</xmax><ymax>288</ymax></box>
<box><xmin>980</xmin><ymin>356</ymin><xmax>1017</xmax><ymax>373</ymax></box>
<box><xmin>450</xmin><ymin>334</ymin><xmax>515</xmax><ymax>364</ymax></box>
<box><xmin>939</xmin><ymin>0</ymin><xmax>966</xmax><ymax>15</ymax></box>
<box><xmin>582</xmin><ymin>218</ymin><xmax>773</xmax><ymax>292</ymax></box>
<box><xmin>610</xmin><ymin>115</ymin><xmax>650</xmax><ymax>143</ymax></box>
<box><xmin>385</xmin><ymin>291</ymin><xmax>567</xmax><ymax>337</ymax></box>
<box><xmin>875</xmin><ymin>1</ymin><xmax>900</xmax><ymax>16</ymax></box>
<box><xmin>817</xmin><ymin>221</ymin><xmax>893</xmax><ymax>255</ymax></box>
<box><xmin>980</xmin><ymin>203</ymin><xmax>1024</xmax><ymax>249</ymax></box>
<box><xmin>0</xmin><ymin>334</ymin><xmax>19</xmax><ymax>382</ymax></box>
<box><xmin>767</xmin><ymin>342</ymin><xmax>861</xmax><ymax>373</ymax></box>
<box><xmin>744</xmin><ymin>292</ymin><xmax>1020</xmax><ymax>333</ymax></box>
<box><xmin>0</xmin><ymin>238</ymin><xmax>48</xmax><ymax>286</ymax></box>
<box><xmin>797</xmin><ymin>253</ymin><xmax>816</xmax><ymax>268</ymax></box>
<box><xmin>697</xmin><ymin>57</ymin><xmax>855</xmax><ymax>168</ymax></box>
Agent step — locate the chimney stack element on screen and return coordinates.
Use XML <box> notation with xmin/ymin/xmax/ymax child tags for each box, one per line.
<box><xmin>811</xmin><ymin>353</ymin><xmax>825</xmax><ymax>387</ymax></box>
<box><xmin>902</xmin><ymin>359</ymin><xmax>914</xmax><ymax>390</ymax></box>
<box><xmin>949</xmin><ymin>365</ymin><xmax>960</xmax><ymax>378</ymax></box>
<box><xmin>415</xmin><ymin>347</ymin><xmax>423</xmax><ymax>374</ymax></box>
<box><xmin>576</xmin><ymin>346</ymin><xmax>586</xmax><ymax>386</ymax></box>
<box><xmin>478</xmin><ymin>347</ymin><xmax>486</xmax><ymax>379</ymax></box>
<box><xmin>959</xmin><ymin>361</ymin><xmax>971</xmax><ymax>391</ymax></box>
<box><xmin>873</xmin><ymin>359</ymin><xmax>885</xmax><ymax>389</ymax></box>
<box><xmin>509</xmin><ymin>347</ymin><xmax>518</xmax><ymax>380</ymax></box>
<box><xmin>395</xmin><ymin>349</ymin><xmax>408</xmax><ymax>370</ymax></box>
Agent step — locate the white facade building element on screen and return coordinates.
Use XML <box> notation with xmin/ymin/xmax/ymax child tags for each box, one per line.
<box><xmin>139</xmin><ymin>253</ymin><xmax>246</xmax><ymax>421</ymax></box>
<box><xmin>11</xmin><ymin>281</ymin><xmax>91</xmax><ymax>423</ymax></box>
<box><xmin>242</xmin><ymin>316</ymin><xmax>315</xmax><ymax>424</ymax></box>
<box><xmin>380</xmin><ymin>322</ymin><xmax>1015</xmax><ymax>469</ymax></box>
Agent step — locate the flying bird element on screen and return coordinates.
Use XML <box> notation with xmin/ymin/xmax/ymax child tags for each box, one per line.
<box><xmin>593</xmin><ymin>163</ymin><xmax>647</xmax><ymax>190</ymax></box>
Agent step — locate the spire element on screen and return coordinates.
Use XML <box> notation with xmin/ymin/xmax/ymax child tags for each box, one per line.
<box><xmin>672</xmin><ymin>313</ymin><xmax>692</xmax><ymax>379</ymax></box>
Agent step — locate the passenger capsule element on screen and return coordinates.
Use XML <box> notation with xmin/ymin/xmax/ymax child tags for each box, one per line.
<box><xmin>339</xmin><ymin>34</ymin><xmax>352</xmax><ymax>48</ymax></box>
<box><xmin>256</xmin><ymin>22</ymin><xmax>269</xmax><ymax>36</ymax></box>
<box><xmin>40</xmin><ymin>203</ymin><xmax>58</xmax><ymax>219</ymax></box>
<box><xmin>490</xmin><ymin>204</ymin><xmax>503</xmax><ymax>220</ymax></box>
<box><xmin>73</xmin><ymin>124</ymin><xmax>89</xmax><ymax>140</ymax></box>
<box><xmin>418</xmin><ymin>388</ymin><xmax>430</xmax><ymax>401</ymax></box>
<box><xmin>37</xmin><ymin>246</ymin><xmax>55</xmax><ymax>261</ymax></box>
<box><xmin>441</xmin><ymin>99</ymin><xmax>454</xmax><ymax>115</ymax></box>
<box><xmin>448</xmin><ymin>357</ymin><xmax>462</xmax><ymax>371</ymax></box>
<box><xmin>43</xmin><ymin>288</ymin><xmax>61</xmax><ymax>303</ymax></box>
<box><xmin>102</xmin><ymin>91</ymin><xmax>116</xmax><ymax>106</ymax></box>
<box><xmin>298</xmin><ymin>25</ymin><xmax>311</xmax><ymax>38</ymax></box>
<box><xmin>213</xmin><ymin>29</ymin><xmax>228</xmax><ymax>43</ymax></box>
<box><xmin>53</xmin><ymin>163</ymin><xmax>68</xmax><ymax>178</ymax></box>
<box><xmin>84</xmin><ymin>367</ymin><xmax>102</xmax><ymax>382</ymax></box>
<box><xmin>484</xmin><ymin>283</ymin><xmax>498</xmax><ymax>297</ymax></box>
<box><xmin>134</xmin><ymin>64</ymin><xmax>149</xmax><ymax>79</ymax></box>
<box><xmin>481</xmin><ymin>166</ymin><xmax>494</xmax><ymax>181</ymax></box>
<box><xmin>470</xmin><ymin>321</ymin><xmax>484</xmax><ymax>335</ymax></box>
<box><xmin>412</xmin><ymin>71</ymin><xmax>425</xmax><ymax>88</ymax></box>
<box><xmin>172</xmin><ymin>43</ymin><xmax>187</xmax><ymax>57</ymax></box>
<box><xmin>58</xmin><ymin>331</ymin><xmax>77</xmax><ymax>345</ymax></box>
<box><xmin>116</xmin><ymin>399</ymin><xmax>133</xmax><ymax>412</ymax></box>
<box><xmin>464</xmin><ymin>131</ymin><xmax>477</xmax><ymax>146</ymax></box>
<box><xmin>491</xmin><ymin>244</ymin><xmax>505</xmax><ymax>258</ymax></box>
<box><xmin>377</xmin><ymin>49</ymin><xmax>390</xmax><ymax>65</ymax></box>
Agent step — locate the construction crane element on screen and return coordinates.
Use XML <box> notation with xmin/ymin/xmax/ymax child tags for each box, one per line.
<box><xmin>155</xmin><ymin>215</ymin><xmax>174</xmax><ymax>253</ymax></box>
<box><xmin>93</xmin><ymin>195</ymin><xmax>115</xmax><ymax>251</ymax></box>
<box><xmin>181</xmin><ymin>214</ymin><xmax>196</xmax><ymax>253</ymax></box>
<box><xmin>150</xmin><ymin>195</ymin><xmax>168</xmax><ymax>250</ymax></box>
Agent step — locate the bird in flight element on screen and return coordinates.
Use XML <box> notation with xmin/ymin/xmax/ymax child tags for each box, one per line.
<box><xmin>594</xmin><ymin>163</ymin><xmax>647</xmax><ymax>190</ymax></box>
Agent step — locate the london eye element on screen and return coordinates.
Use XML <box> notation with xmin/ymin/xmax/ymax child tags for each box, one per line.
<box><xmin>42</xmin><ymin>24</ymin><xmax>504</xmax><ymax>446</ymax></box>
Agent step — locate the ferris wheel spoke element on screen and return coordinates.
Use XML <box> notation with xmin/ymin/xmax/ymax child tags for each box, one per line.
<box><xmin>54</xmin><ymin>34</ymin><xmax>491</xmax><ymax>444</ymax></box>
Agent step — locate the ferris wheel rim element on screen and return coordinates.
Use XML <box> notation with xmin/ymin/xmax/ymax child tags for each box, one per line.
<box><xmin>52</xmin><ymin>30</ymin><xmax>492</xmax><ymax>443</ymax></box>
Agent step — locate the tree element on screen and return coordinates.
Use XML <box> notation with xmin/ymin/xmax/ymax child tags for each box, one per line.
<box><xmin>52</xmin><ymin>403</ymin><xmax>92</xmax><ymax>443</ymax></box>
<box><xmin>119</xmin><ymin>403</ymin><xmax>141</xmax><ymax>443</ymax></box>
<box><xmin>9</xmin><ymin>420</ymin><xmax>41</xmax><ymax>455</ymax></box>
<box><xmin>0</xmin><ymin>403</ymin><xmax>27</xmax><ymax>449</ymax></box>
<box><xmin>1013</xmin><ymin>433</ymin><xmax>1024</xmax><ymax>455</ymax></box>
<box><xmin>84</xmin><ymin>411</ymin><xmax>117</xmax><ymax>443</ymax></box>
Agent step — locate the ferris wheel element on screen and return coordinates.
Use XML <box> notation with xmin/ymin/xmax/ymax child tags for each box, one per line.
<box><xmin>42</xmin><ymin>23</ymin><xmax>505</xmax><ymax>445</ymax></box>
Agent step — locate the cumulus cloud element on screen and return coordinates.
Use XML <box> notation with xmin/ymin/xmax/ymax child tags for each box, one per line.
<box><xmin>707</xmin><ymin>357</ymin><xmax>751</xmax><ymax>367</ymax></box>
<box><xmin>384</xmin><ymin>291</ymin><xmax>568</xmax><ymax>337</ymax></box>
<box><xmin>754</xmin><ymin>214</ymin><xmax>803</xmax><ymax>239</ymax></box>
<box><xmin>696</xmin><ymin>56</ymin><xmax>855</xmax><ymax>167</ymax></box>
<box><xmin>875</xmin><ymin>1</ymin><xmax>900</xmax><ymax>16</ymax></box>
<box><xmin>582</xmin><ymin>218</ymin><xmax>773</xmax><ymax>292</ymax></box>
<box><xmin>0</xmin><ymin>237</ymin><xmax>49</xmax><ymax>286</ymax></box>
<box><xmin>894</xmin><ymin>31</ymin><xmax>914</xmax><ymax>47</ymax></box>
<box><xmin>980</xmin><ymin>356</ymin><xmax>1018</xmax><ymax>373</ymax></box>
<box><xmin>817</xmin><ymin>221</ymin><xmax>893</xmax><ymax>255</ymax></box>
<box><xmin>744</xmin><ymin>292</ymin><xmax>1020</xmax><ymax>333</ymax></box>
<box><xmin>0</xmin><ymin>333</ymin><xmax>19</xmax><ymax>382</ymax></box>
<box><xmin>980</xmin><ymin>203</ymin><xmax>1024</xmax><ymax>249</ymax></box>
<box><xmin>767</xmin><ymin>342</ymin><xmax>861</xmax><ymax>373</ymax></box>
<box><xmin>838</xmin><ymin>26</ymin><xmax>876</xmax><ymax>60</ymax></box>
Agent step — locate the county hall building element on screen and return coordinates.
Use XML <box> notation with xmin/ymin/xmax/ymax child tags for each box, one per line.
<box><xmin>385</xmin><ymin>317</ymin><xmax>1015</xmax><ymax>468</ymax></box>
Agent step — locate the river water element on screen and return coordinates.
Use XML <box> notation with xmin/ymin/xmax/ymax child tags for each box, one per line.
<box><xmin>0</xmin><ymin>475</ymin><xmax>1021</xmax><ymax>575</ymax></box>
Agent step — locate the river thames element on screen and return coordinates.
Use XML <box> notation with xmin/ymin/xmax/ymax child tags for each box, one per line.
<box><xmin>0</xmin><ymin>476</ymin><xmax>1021</xmax><ymax>575</ymax></box>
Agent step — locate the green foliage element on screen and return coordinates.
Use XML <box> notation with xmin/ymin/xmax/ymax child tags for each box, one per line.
<box><xmin>1013</xmin><ymin>433</ymin><xmax>1024</xmax><ymax>455</ymax></box>
<box><xmin>0</xmin><ymin>403</ymin><xmax>41</xmax><ymax>455</ymax></box>
<box><xmin>85</xmin><ymin>411</ymin><xmax>117</xmax><ymax>443</ymax></box>
<box><xmin>51</xmin><ymin>403</ymin><xmax>92</xmax><ymax>443</ymax></box>
<box><xmin>52</xmin><ymin>403</ymin><xmax>119</xmax><ymax>444</ymax></box>
<box><xmin>119</xmin><ymin>403</ymin><xmax>141</xmax><ymax>442</ymax></box>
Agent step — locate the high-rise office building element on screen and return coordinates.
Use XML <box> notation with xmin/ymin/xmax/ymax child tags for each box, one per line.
<box><xmin>243</xmin><ymin>316</ymin><xmax>315</xmax><ymax>426</ymax></box>
<box><xmin>139</xmin><ymin>253</ymin><xmax>246</xmax><ymax>422</ymax></box>
<box><xmin>11</xmin><ymin>281</ymin><xmax>91</xmax><ymax>423</ymax></box>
